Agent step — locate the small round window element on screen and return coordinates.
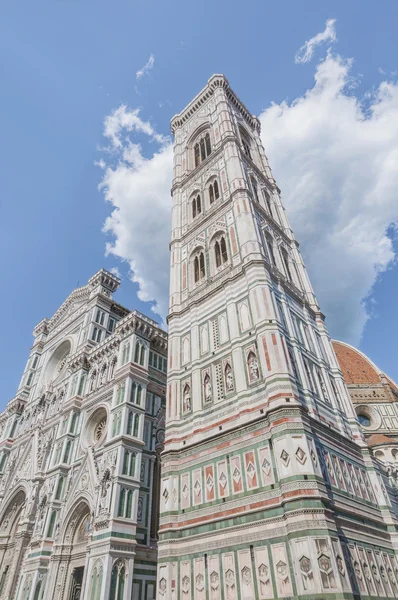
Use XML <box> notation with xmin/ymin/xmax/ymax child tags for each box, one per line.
<box><xmin>357</xmin><ymin>413</ymin><xmax>371</xmax><ymax>427</ymax></box>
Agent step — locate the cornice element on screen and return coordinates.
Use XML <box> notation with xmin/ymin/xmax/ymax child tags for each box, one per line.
<box><xmin>116</xmin><ymin>311</ymin><xmax>167</xmax><ymax>351</ymax></box>
<box><xmin>171</xmin><ymin>74</ymin><xmax>260</xmax><ymax>134</ymax></box>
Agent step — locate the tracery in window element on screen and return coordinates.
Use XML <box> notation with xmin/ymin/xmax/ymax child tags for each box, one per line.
<box><xmin>194</xmin><ymin>252</ymin><xmax>205</xmax><ymax>283</ymax></box>
<box><xmin>263</xmin><ymin>232</ymin><xmax>276</xmax><ymax>267</ymax></box>
<box><xmin>215</xmin><ymin>236</ymin><xmax>228</xmax><ymax>268</ymax></box>
<box><xmin>209</xmin><ymin>179</ymin><xmax>220</xmax><ymax>204</ymax></box>
<box><xmin>192</xmin><ymin>194</ymin><xmax>202</xmax><ymax>218</ymax></box>
<box><xmin>240</xmin><ymin>129</ymin><xmax>252</xmax><ymax>159</ymax></box>
<box><xmin>251</xmin><ymin>176</ymin><xmax>259</xmax><ymax>202</ymax></box>
<box><xmin>194</xmin><ymin>132</ymin><xmax>211</xmax><ymax>167</ymax></box>
<box><xmin>263</xmin><ymin>188</ymin><xmax>273</xmax><ymax>215</ymax></box>
<box><xmin>281</xmin><ymin>247</ymin><xmax>293</xmax><ymax>281</ymax></box>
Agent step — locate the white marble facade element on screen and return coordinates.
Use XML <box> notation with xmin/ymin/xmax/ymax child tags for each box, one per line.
<box><xmin>0</xmin><ymin>270</ymin><xmax>166</xmax><ymax>600</ymax></box>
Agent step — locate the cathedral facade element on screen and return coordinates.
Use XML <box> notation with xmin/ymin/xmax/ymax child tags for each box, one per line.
<box><xmin>157</xmin><ymin>75</ymin><xmax>398</xmax><ymax>599</ymax></box>
<box><xmin>0</xmin><ymin>269</ymin><xmax>166</xmax><ymax>600</ymax></box>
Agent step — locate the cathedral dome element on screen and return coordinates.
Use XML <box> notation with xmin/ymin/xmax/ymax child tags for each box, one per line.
<box><xmin>332</xmin><ymin>341</ymin><xmax>381</xmax><ymax>386</ymax></box>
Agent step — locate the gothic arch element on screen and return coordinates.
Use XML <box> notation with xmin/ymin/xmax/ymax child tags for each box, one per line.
<box><xmin>0</xmin><ymin>488</ymin><xmax>27</xmax><ymax>534</ymax></box>
<box><xmin>43</xmin><ymin>338</ymin><xmax>73</xmax><ymax>384</ymax></box>
<box><xmin>59</xmin><ymin>497</ymin><xmax>92</xmax><ymax>545</ymax></box>
<box><xmin>186</xmin><ymin>123</ymin><xmax>211</xmax><ymax>150</ymax></box>
<box><xmin>0</xmin><ymin>488</ymin><xmax>30</xmax><ymax>600</ymax></box>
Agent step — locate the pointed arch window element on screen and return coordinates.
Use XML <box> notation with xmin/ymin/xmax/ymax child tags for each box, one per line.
<box><xmin>90</xmin><ymin>563</ymin><xmax>103</xmax><ymax>600</ymax></box>
<box><xmin>194</xmin><ymin>132</ymin><xmax>211</xmax><ymax>167</ymax></box>
<box><xmin>133</xmin><ymin>414</ymin><xmax>140</xmax><ymax>437</ymax></box>
<box><xmin>109</xmin><ymin>561</ymin><xmax>125</xmax><ymax>600</ymax></box>
<box><xmin>130</xmin><ymin>382</ymin><xmax>136</xmax><ymax>403</ymax></box>
<box><xmin>139</xmin><ymin>345</ymin><xmax>146</xmax><ymax>366</ymax></box>
<box><xmin>134</xmin><ymin>342</ymin><xmax>140</xmax><ymax>363</ymax></box>
<box><xmin>77</xmin><ymin>372</ymin><xmax>87</xmax><ymax>396</ymax></box>
<box><xmin>251</xmin><ymin>177</ymin><xmax>259</xmax><ymax>202</ymax></box>
<box><xmin>55</xmin><ymin>475</ymin><xmax>65</xmax><ymax>500</ymax></box>
<box><xmin>136</xmin><ymin>385</ymin><xmax>142</xmax><ymax>405</ymax></box>
<box><xmin>209</xmin><ymin>179</ymin><xmax>220</xmax><ymax>205</ymax></box>
<box><xmin>281</xmin><ymin>247</ymin><xmax>292</xmax><ymax>281</ymax></box>
<box><xmin>118</xmin><ymin>489</ymin><xmax>126</xmax><ymax>517</ymax></box>
<box><xmin>240</xmin><ymin>130</ymin><xmax>252</xmax><ymax>160</ymax></box>
<box><xmin>127</xmin><ymin>412</ymin><xmax>134</xmax><ymax>436</ymax></box>
<box><xmin>264</xmin><ymin>232</ymin><xmax>276</xmax><ymax>267</ymax></box>
<box><xmin>263</xmin><ymin>188</ymin><xmax>273</xmax><ymax>215</ymax></box>
<box><xmin>47</xmin><ymin>510</ymin><xmax>57</xmax><ymax>538</ymax></box>
<box><xmin>192</xmin><ymin>194</ymin><xmax>202</xmax><ymax>219</ymax></box>
<box><xmin>63</xmin><ymin>440</ymin><xmax>72</xmax><ymax>464</ymax></box>
<box><xmin>194</xmin><ymin>252</ymin><xmax>205</xmax><ymax>283</ymax></box>
<box><xmin>215</xmin><ymin>236</ymin><xmax>228</xmax><ymax>268</ymax></box>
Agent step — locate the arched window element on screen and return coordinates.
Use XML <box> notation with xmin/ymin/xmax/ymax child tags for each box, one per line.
<box><xmin>109</xmin><ymin>561</ymin><xmax>125</xmax><ymax>600</ymax></box>
<box><xmin>134</xmin><ymin>342</ymin><xmax>140</xmax><ymax>363</ymax></box>
<box><xmin>136</xmin><ymin>385</ymin><xmax>142</xmax><ymax>405</ymax></box>
<box><xmin>126</xmin><ymin>490</ymin><xmax>133</xmax><ymax>518</ymax></box>
<box><xmin>192</xmin><ymin>194</ymin><xmax>202</xmax><ymax>219</ymax></box>
<box><xmin>133</xmin><ymin>414</ymin><xmax>140</xmax><ymax>437</ymax></box>
<box><xmin>194</xmin><ymin>132</ymin><xmax>211</xmax><ymax>167</ymax></box>
<box><xmin>194</xmin><ymin>252</ymin><xmax>205</xmax><ymax>283</ymax></box>
<box><xmin>20</xmin><ymin>574</ymin><xmax>33</xmax><ymax>600</ymax></box>
<box><xmin>130</xmin><ymin>382</ymin><xmax>136</xmax><ymax>403</ymax></box>
<box><xmin>77</xmin><ymin>372</ymin><xmax>86</xmax><ymax>396</ymax></box>
<box><xmin>32</xmin><ymin>578</ymin><xmax>44</xmax><ymax>600</ymax></box>
<box><xmin>220</xmin><ymin>237</ymin><xmax>228</xmax><ymax>263</ymax></box>
<box><xmin>129</xmin><ymin>453</ymin><xmax>136</xmax><ymax>477</ymax></box>
<box><xmin>123</xmin><ymin>451</ymin><xmax>136</xmax><ymax>476</ymax></box>
<box><xmin>55</xmin><ymin>475</ymin><xmax>65</xmax><ymax>500</ymax></box>
<box><xmin>263</xmin><ymin>189</ymin><xmax>273</xmax><ymax>215</ymax></box>
<box><xmin>47</xmin><ymin>510</ymin><xmax>57</xmax><ymax>538</ymax></box>
<box><xmin>118</xmin><ymin>489</ymin><xmax>126</xmax><ymax>517</ymax></box>
<box><xmin>209</xmin><ymin>179</ymin><xmax>220</xmax><ymax>204</ymax></box>
<box><xmin>139</xmin><ymin>345</ymin><xmax>145</xmax><ymax>366</ymax></box>
<box><xmin>127</xmin><ymin>412</ymin><xmax>134</xmax><ymax>436</ymax></box>
<box><xmin>241</xmin><ymin>130</ymin><xmax>252</xmax><ymax>159</ymax></box>
<box><xmin>215</xmin><ymin>241</ymin><xmax>221</xmax><ymax>268</ymax></box>
<box><xmin>264</xmin><ymin>232</ymin><xmax>276</xmax><ymax>267</ymax></box>
<box><xmin>63</xmin><ymin>440</ymin><xmax>72</xmax><ymax>464</ymax></box>
<box><xmin>215</xmin><ymin>237</ymin><xmax>228</xmax><ymax>268</ymax></box>
<box><xmin>281</xmin><ymin>247</ymin><xmax>292</xmax><ymax>281</ymax></box>
<box><xmin>251</xmin><ymin>177</ymin><xmax>259</xmax><ymax>202</ymax></box>
<box><xmin>90</xmin><ymin>563</ymin><xmax>103</xmax><ymax>600</ymax></box>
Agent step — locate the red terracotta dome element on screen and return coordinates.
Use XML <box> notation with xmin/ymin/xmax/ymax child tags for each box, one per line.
<box><xmin>332</xmin><ymin>341</ymin><xmax>380</xmax><ymax>386</ymax></box>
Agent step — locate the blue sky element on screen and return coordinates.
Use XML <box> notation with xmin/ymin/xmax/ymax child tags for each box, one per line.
<box><xmin>1</xmin><ymin>0</ymin><xmax>398</xmax><ymax>407</ymax></box>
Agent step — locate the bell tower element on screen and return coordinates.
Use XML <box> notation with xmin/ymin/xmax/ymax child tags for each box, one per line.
<box><xmin>157</xmin><ymin>75</ymin><xmax>398</xmax><ymax>599</ymax></box>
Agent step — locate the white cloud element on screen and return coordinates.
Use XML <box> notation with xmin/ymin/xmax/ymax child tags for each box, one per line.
<box><xmin>110</xmin><ymin>266</ymin><xmax>121</xmax><ymax>278</ymax></box>
<box><xmin>136</xmin><ymin>54</ymin><xmax>155</xmax><ymax>80</ymax></box>
<box><xmin>295</xmin><ymin>19</ymin><xmax>337</xmax><ymax>64</ymax></box>
<box><xmin>259</xmin><ymin>51</ymin><xmax>398</xmax><ymax>344</ymax></box>
<box><xmin>99</xmin><ymin>106</ymin><xmax>172</xmax><ymax>321</ymax></box>
<box><xmin>98</xmin><ymin>47</ymin><xmax>398</xmax><ymax>345</ymax></box>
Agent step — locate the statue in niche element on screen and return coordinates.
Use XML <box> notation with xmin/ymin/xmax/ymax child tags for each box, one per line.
<box><xmin>183</xmin><ymin>384</ymin><xmax>191</xmax><ymax>413</ymax></box>
<box><xmin>100</xmin><ymin>366</ymin><xmax>107</xmax><ymax>386</ymax></box>
<box><xmin>99</xmin><ymin>470</ymin><xmax>111</xmax><ymax>511</ymax></box>
<box><xmin>204</xmin><ymin>374</ymin><xmax>212</xmax><ymax>403</ymax></box>
<box><xmin>225</xmin><ymin>364</ymin><xmax>234</xmax><ymax>392</ymax></box>
<box><xmin>248</xmin><ymin>351</ymin><xmax>259</xmax><ymax>381</ymax></box>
